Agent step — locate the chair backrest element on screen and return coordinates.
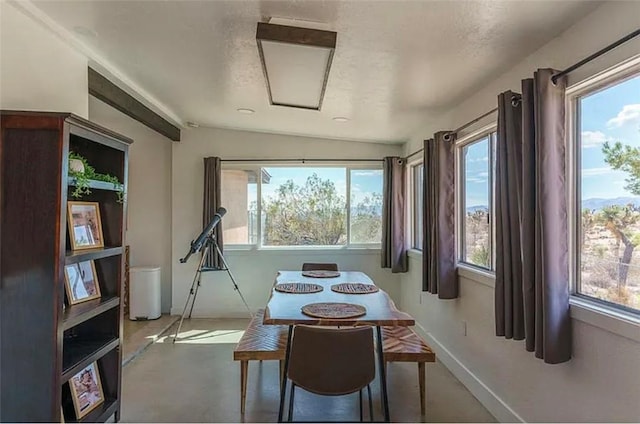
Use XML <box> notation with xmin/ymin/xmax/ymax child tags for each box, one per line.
<box><xmin>301</xmin><ymin>263</ymin><xmax>339</xmax><ymax>272</ymax></box>
<box><xmin>287</xmin><ymin>326</ymin><xmax>375</xmax><ymax>396</ymax></box>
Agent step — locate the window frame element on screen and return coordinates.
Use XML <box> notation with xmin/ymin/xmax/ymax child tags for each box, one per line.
<box><xmin>567</xmin><ymin>56</ymin><xmax>640</xmax><ymax>317</ymax></box>
<box><xmin>220</xmin><ymin>162</ymin><xmax>384</xmax><ymax>250</ymax></box>
<box><xmin>409</xmin><ymin>160</ymin><xmax>424</xmax><ymax>251</ymax></box>
<box><xmin>455</xmin><ymin>124</ymin><xmax>497</xmax><ymax>272</ymax></box>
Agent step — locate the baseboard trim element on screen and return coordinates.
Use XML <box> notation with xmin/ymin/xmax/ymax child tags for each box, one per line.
<box><xmin>414</xmin><ymin>323</ymin><xmax>525</xmax><ymax>423</ymax></box>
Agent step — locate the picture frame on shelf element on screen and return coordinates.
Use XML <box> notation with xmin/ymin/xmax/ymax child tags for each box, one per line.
<box><xmin>69</xmin><ymin>362</ymin><xmax>105</xmax><ymax>419</ymax></box>
<box><xmin>63</xmin><ymin>261</ymin><xmax>101</xmax><ymax>305</ymax></box>
<box><xmin>67</xmin><ymin>201</ymin><xmax>104</xmax><ymax>250</ymax></box>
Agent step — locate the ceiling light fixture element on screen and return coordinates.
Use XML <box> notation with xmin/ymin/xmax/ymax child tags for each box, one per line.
<box><xmin>332</xmin><ymin>117</ymin><xmax>349</xmax><ymax>122</ymax></box>
<box><xmin>237</xmin><ymin>108</ymin><xmax>255</xmax><ymax>114</ymax></box>
<box><xmin>256</xmin><ymin>21</ymin><xmax>337</xmax><ymax>111</ymax></box>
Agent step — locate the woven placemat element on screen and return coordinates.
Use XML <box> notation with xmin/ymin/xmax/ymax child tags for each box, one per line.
<box><xmin>301</xmin><ymin>302</ymin><xmax>366</xmax><ymax>319</ymax></box>
<box><xmin>331</xmin><ymin>283</ymin><xmax>379</xmax><ymax>294</ymax></box>
<box><xmin>301</xmin><ymin>270</ymin><xmax>341</xmax><ymax>278</ymax></box>
<box><xmin>274</xmin><ymin>283</ymin><xmax>323</xmax><ymax>294</ymax></box>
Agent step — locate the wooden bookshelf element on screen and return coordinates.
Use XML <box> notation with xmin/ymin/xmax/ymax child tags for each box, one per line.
<box><xmin>1</xmin><ymin>111</ymin><xmax>131</xmax><ymax>422</ymax></box>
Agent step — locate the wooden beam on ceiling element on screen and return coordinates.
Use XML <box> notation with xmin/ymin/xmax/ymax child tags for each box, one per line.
<box><xmin>88</xmin><ymin>68</ymin><xmax>181</xmax><ymax>141</ymax></box>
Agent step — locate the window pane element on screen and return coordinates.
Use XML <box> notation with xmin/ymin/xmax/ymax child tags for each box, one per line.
<box><xmin>262</xmin><ymin>167</ymin><xmax>347</xmax><ymax>246</ymax></box>
<box><xmin>579</xmin><ymin>73</ymin><xmax>640</xmax><ymax>312</ymax></box>
<box><xmin>350</xmin><ymin>169</ymin><xmax>383</xmax><ymax>244</ymax></box>
<box><xmin>413</xmin><ymin>164</ymin><xmax>424</xmax><ymax>250</ymax></box>
<box><xmin>221</xmin><ymin>169</ymin><xmax>258</xmax><ymax>244</ymax></box>
<box><xmin>462</xmin><ymin>137</ymin><xmax>491</xmax><ymax>268</ymax></box>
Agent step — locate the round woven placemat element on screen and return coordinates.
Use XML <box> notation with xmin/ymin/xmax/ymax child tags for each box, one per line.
<box><xmin>274</xmin><ymin>283</ymin><xmax>323</xmax><ymax>294</ymax></box>
<box><xmin>331</xmin><ymin>283</ymin><xmax>379</xmax><ymax>294</ymax></box>
<box><xmin>301</xmin><ymin>270</ymin><xmax>341</xmax><ymax>278</ymax></box>
<box><xmin>301</xmin><ymin>302</ymin><xmax>366</xmax><ymax>319</ymax></box>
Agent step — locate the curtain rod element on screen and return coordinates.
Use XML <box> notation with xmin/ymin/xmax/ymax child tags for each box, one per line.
<box><xmin>551</xmin><ymin>28</ymin><xmax>640</xmax><ymax>85</ymax></box>
<box><xmin>221</xmin><ymin>158</ymin><xmax>383</xmax><ymax>163</ymax></box>
<box><xmin>405</xmin><ymin>148</ymin><xmax>423</xmax><ymax>161</ymax></box>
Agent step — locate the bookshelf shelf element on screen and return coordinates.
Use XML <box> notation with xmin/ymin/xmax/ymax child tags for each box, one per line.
<box><xmin>1</xmin><ymin>111</ymin><xmax>131</xmax><ymax>422</ymax></box>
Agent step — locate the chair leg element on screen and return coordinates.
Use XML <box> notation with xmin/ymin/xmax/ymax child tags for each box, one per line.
<box><xmin>279</xmin><ymin>360</ymin><xmax>285</xmax><ymax>391</ymax></box>
<box><xmin>288</xmin><ymin>383</ymin><xmax>296</xmax><ymax>422</ymax></box>
<box><xmin>240</xmin><ymin>360</ymin><xmax>248</xmax><ymax>415</ymax></box>
<box><xmin>367</xmin><ymin>384</ymin><xmax>373</xmax><ymax>422</ymax></box>
<box><xmin>359</xmin><ymin>389</ymin><xmax>363</xmax><ymax>422</ymax></box>
<box><xmin>418</xmin><ymin>362</ymin><xmax>426</xmax><ymax>416</ymax></box>
<box><xmin>379</xmin><ymin>361</ymin><xmax>387</xmax><ymax>409</ymax></box>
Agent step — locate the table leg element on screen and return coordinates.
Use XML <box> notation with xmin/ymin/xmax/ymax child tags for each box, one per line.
<box><xmin>278</xmin><ymin>325</ymin><xmax>294</xmax><ymax>423</ymax></box>
<box><xmin>376</xmin><ymin>326</ymin><xmax>390</xmax><ymax>422</ymax></box>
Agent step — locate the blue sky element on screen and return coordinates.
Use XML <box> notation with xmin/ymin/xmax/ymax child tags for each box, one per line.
<box><xmin>246</xmin><ymin>167</ymin><xmax>383</xmax><ymax>208</ymax></box>
<box><xmin>580</xmin><ymin>74</ymin><xmax>640</xmax><ymax>199</ymax></box>
<box><xmin>463</xmin><ymin>135</ymin><xmax>491</xmax><ymax>208</ymax></box>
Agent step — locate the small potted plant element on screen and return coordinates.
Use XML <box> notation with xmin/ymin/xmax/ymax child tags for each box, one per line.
<box><xmin>69</xmin><ymin>152</ymin><xmax>125</xmax><ymax>203</ymax></box>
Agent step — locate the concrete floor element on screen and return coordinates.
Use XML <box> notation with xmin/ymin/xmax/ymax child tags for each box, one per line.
<box><xmin>123</xmin><ymin>314</ymin><xmax>179</xmax><ymax>365</ymax></box>
<box><xmin>121</xmin><ymin>318</ymin><xmax>496</xmax><ymax>423</ymax></box>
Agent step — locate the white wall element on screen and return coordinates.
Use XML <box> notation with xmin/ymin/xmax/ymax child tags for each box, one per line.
<box><xmin>0</xmin><ymin>2</ymin><xmax>88</xmax><ymax>117</ymax></box>
<box><xmin>171</xmin><ymin>127</ymin><xmax>403</xmax><ymax>317</ymax></box>
<box><xmin>401</xmin><ymin>2</ymin><xmax>640</xmax><ymax>422</ymax></box>
<box><xmin>89</xmin><ymin>97</ymin><xmax>173</xmax><ymax>313</ymax></box>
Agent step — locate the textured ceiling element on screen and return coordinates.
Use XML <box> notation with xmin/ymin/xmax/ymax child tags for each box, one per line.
<box><xmin>31</xmin><ymin>0</ymin><xmax>600</xmax><ymax>143</ymax></box>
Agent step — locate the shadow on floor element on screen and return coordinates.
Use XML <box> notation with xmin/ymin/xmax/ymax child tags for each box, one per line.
<box><xmin>121</xmin><ymin>318</ymin><xmax>497</xmax><ymax>423</ymax></box>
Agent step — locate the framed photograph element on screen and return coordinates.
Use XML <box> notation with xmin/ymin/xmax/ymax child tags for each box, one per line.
<box><xmin>69</xmin><ymin>362</ymin><xmax>105</xmax><ymax>419</ymax></box>
<box><xmin>67</xmin><ymin>201</ymin><xmax>104</xmax><ymax>250</ymax></box>
<box><xmin>63</xmin><ymin>261</ymin><xmax>101</xmax><ymax>305</ymax></box>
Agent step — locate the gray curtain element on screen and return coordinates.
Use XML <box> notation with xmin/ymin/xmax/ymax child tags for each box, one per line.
<box><xmin>381</xmin><ymin>157</ymin><xmax>407</xmax><ymax>273</ymax></box>
<box><xmin>494</xmin><ymin>69</ymin><xmax>571</xmax><ymax>363</ymax></box>
<box><xmin>423</xmin><ymin>131</ymin><xmax>457</xmax><ymax>298</ymax></box>
<box><xmin>203</xmin><ymin>156</ymin><xmax>223</xmax><ymax>269</ymax></box>
<box><xmin>495</xmin><ymin>91</ymin><xmax>525</xmax><ymax>340</ymax></box>
<box><xmin>521</xmin><ymin>69</ymin><xmax>571</xmax><ymax>363</ymax></box>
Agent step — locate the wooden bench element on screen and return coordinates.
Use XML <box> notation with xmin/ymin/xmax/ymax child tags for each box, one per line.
<box><xmin>382</xmin><ymin>326</ymin><xmax>436</xmax><ymax>416</ymax></box>
<box><xmin>233</xmin><ymin>308</ymin><xmax>287</xmax><ymax>414</ymax></box>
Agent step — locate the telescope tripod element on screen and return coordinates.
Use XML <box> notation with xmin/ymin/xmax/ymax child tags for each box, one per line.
<box><xmin>172</xmin><ymin>235</ymin><xmax>252</xmax><ymax>342</ymax></box>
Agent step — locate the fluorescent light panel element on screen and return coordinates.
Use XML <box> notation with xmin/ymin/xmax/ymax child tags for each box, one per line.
<box><xmin>256</xmin><ymin>22</ymin><xmax>337</xmax><ymax>111</ymax></box>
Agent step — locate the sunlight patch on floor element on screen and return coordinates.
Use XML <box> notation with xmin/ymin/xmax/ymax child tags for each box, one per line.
<box><xmin>155</xmin><ymin>329</ymin><xmax>245</xmax><ymax>344</ymax></box>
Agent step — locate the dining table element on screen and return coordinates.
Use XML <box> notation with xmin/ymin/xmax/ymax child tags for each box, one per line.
<box><xmin>263</xmin><ymin>270</ymin><xmax>415</xmax><ymax>422</ymax></box>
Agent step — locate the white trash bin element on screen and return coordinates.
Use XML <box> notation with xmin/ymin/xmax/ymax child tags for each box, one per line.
<box><xmin>129</xmin><ymin>266</ymin><xmax>161</xmax><ymax>320</ymax></box>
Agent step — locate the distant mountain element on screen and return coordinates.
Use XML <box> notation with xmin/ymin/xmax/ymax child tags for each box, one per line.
<box><xmin>582</xmin><ymin>197</ymin><xmax>640</xmax><ymax>211</ymax></box>
<box><xmin>466</xmin><ymin>205</ymin><xmax>488</xmax><ymax>213</ymax></box>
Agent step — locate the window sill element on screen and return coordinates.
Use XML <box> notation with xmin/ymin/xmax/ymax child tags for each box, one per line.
<box><xmin>223</xmin><ymin>246</ymin><xmax>381</xmax><ymax>256</ymax></box>
<box><xmin>457</xmin><ymin>264</ymin><xmax>495</xmax><ymax>288</ymax></box>
<box><xmin>569</xmin><ymin>296</ymin><xmax>640</xmax><ymax>343</ymax></box>
<box><xmin>407</xmin><ymin>249</ymin><xmax>422</xmax><ymax>259</ymax></box>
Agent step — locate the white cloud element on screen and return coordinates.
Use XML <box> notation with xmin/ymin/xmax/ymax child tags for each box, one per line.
<box><xmin>351</xmin><ymin>170</ymin><xmax>382</xmax><ymax>177</ymax></box>
<box><xmin>607</xmin><ymin>104</ymin><xmax>640</xmax><ymax>128</ymax></box>
<box><xmin>466</xmin><ymin>177</ymin><xmax>487</xmax><ymax>183</ymax></box>
<box><xmin>581</xmin><ymin>131</ymin><xmax>608</xmax><ymax>148</ymax></box>
<box><xmin>581</xmin><ymin>167</ymin><xmax>613</xmax><ymax>177</ymax></box>
<box><xmin>467</xmin><ymin>156</ymin><xmax>488</xmax><ymax>163</ymax></box>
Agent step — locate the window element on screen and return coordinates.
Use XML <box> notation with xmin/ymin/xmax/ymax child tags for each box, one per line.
<box><xmin>222</xmin><ymin>165</ymin><xmax>383</xmax><ymax>247</ymax></box>
<box><xmin>574</xmin><ymin>71</ymin><xmax>640</xmax><ymax>313</ymax></box>
<box><xmin>458</xmin><ymin>132</ymin><xmax>495</xmax><ymax>270</ymax></box>
<box><xmin>412</xmin><ymin>163</ymin><xmax>424</xmax><ymax>250</ymax></box>
<box><xmin>350</xmin><ymin>169</ymin><xmax>383</xmax><ymax>244</ymax></box>
<box><xmin>220</xmin><ymin>169</ymin><xmax>258</xmax><ymax>244</ymax></box>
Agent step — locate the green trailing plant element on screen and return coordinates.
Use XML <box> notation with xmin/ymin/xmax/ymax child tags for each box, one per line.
<box><xmin>69</xmin><ymin>152</ymin><xmax>125</xmax><ymax>203</ymax></box>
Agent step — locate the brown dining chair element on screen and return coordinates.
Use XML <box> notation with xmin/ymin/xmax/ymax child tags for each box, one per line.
<box><xmin>301</xmin><ymin>262</ymin><xmax>339</xmax><ymax>271</ymax></box>
<box><xmin>286</xmin><ymin>325</ymin><xmax>375</xmax><ymax>422</ymax></box>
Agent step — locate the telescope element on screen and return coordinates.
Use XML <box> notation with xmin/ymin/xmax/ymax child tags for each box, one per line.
<box><xmin>173</xmin><ymin>205</ymin><xmax>251</xmax><ymax>343</ymax></box>
<box><xmin>180</xmin><ymin>207</ymin><xmax>227</xmax><ymax>263</ymax></box>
